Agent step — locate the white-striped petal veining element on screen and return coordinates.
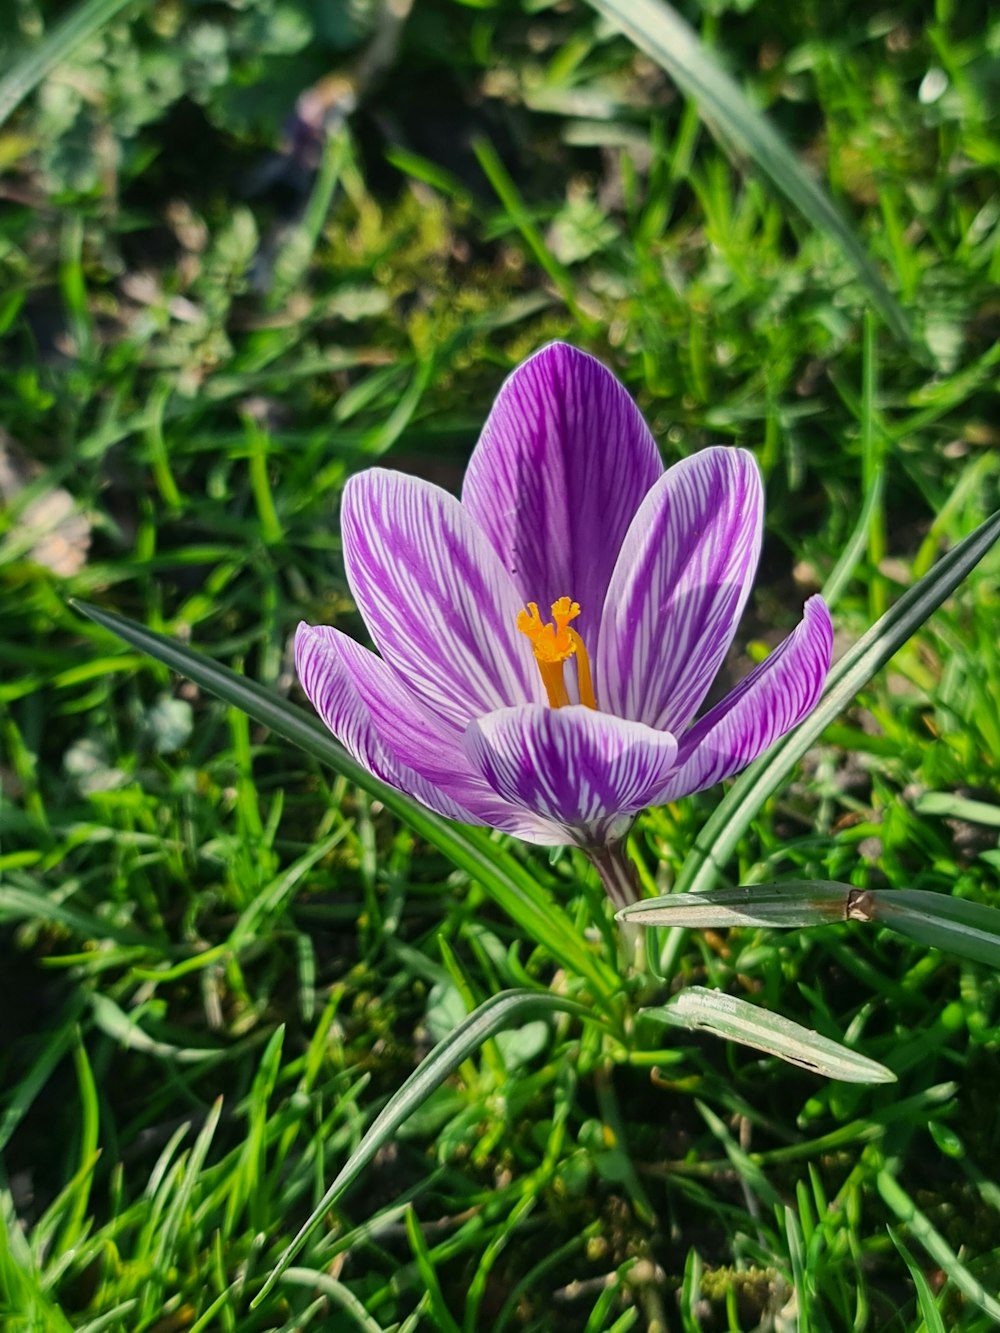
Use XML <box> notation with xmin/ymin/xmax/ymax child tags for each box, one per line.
<box><xmin>341</xmin><ymin>469</ymin><xmax>542</xmax><ymax>727</ymax></box>
<box><xmin>295</xmin><ymin>347</ymin><xmax>836</xmax><ymax>862</ymax></box>
<box><xmin>294</xmin><ymin>621</ymin><xmax>477</xmax><ymax>824</ymax></box>
<box><xmin>295</xmin><ymin>623</ymin><xmax>568</xmax><ymax>842</ymax></box>
<box><xmin>651</xmin><ymin>595</ymin><xmax>833</xmax><ymax>803</ymax></box>
<box><xmin>300</xmin><ymin>623</ymin><xmax>569</xmax><ymax>836</ymax></box>
<box><xmin>598</xmin><ymin>447</ymin><xmax>763</xmax><ymax>732</ymax></box>
<box><xmin>462</xmin><ymin>343</ymin><xmax>663</xmax><ymax>646</ymax></box>
<box><xmin>464</xmin><ymin>704</ymin><xmax>678</xmax><ymax>845</ymax></box>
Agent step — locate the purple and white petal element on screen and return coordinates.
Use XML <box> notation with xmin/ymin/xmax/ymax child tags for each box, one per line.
<box><xmin>296</xmin><ymin>624</ymin><xmax>567</xmax><ymax>844</ymax></box>
<box><xmin>462</xmin><ymin>343</ymin><xmax>663</xmax><ymax>643</ymax></box>
<box><xmin>464</xmin><ymin>704</ymin><xmax>679</xmax><ymax>845</ymax></box>
<box><xmin>295</xmin><ymin>621</ymin><xmax>479</xmax><ymax>825</ymax></box>
<box><xmin>341</xmin><ymin>469</ymin><xmax>542</xmax><ymax>728</ymax></box>
<box><xmin>597</xmin><ymin>447</ymin><xmax>763</xmax><ymax>731</ymax></box>
<box><xmin>296</xmin><ymin>623</ymin><xmax>565</xmax><ymax>842</ymax></box>
<box><xmin>651</xmin><ymin>595</ymin><xmax>834</xmax><ymax>803</ymax></box>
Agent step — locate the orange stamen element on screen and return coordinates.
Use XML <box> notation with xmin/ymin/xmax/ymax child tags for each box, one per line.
<box><xmin>517</xmin><ymin>597</ymin><xmax>597</xmax><ymax>710</ymax></box>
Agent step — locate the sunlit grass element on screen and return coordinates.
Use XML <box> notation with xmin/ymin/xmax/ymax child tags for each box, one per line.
<box><xmin>2</xmin><ymin>0</ymin><xmax>1000</xmax><ymax>1328</ymax></box>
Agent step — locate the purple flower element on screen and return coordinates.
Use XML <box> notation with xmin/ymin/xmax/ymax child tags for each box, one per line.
<box><xmin>296</xmin><ymin>343</ymin><xmax>833</xmax><ymax>852</ymax></box>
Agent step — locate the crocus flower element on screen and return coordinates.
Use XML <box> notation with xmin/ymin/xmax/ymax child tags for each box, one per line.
<box><xmin>296</xmin><ymin>344</ymin><xmax>833</xmax><ymax>885</ymax></box>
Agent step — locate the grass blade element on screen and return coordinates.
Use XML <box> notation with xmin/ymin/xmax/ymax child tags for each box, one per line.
<box><xmin>914</xmin><ymin>792</ymin><xmax>1000</xmax><ymax>826</ymax></box>
<box><xmin>585</xmin><ymin>0</ymin><xmax>913</xmax><ymax>346</ymax></box>
<box><xmin>672</xmin><ymin>507</ymin><xmax>1000</xmax><ymax>902</ymax></box>
<box><xmin>887</xmin><ymin>1227</ymin><xmax>947</xmax><ymax>1333</ymax></box>
<box><xmin>252</xmin><ymin>989</ymin><xmax>594</xmax><ymax>1306</ymax></box>
<box><xmin>68</xmin><ymin>600</ymin><xmax>620</xmax><ymax>1003</ymax></box>
<box><xmin>878</xmin><ymin>1171</ymin><xmax>1000</xmax><ymax>1323</ymax></box>
<box><xmin>279</xmin><ymin>1269</ymin><xmax>387</xmax><ymax>1333</ymax></box>
<box><xmin>644</xmin><ymin>987</ymin><xmax>895</xmax><ymax>1084</ymax></box>
<box><xmin>0</xmin><ymin>0</ymin><xmax>136</xmax><ymax>130</ymax></box>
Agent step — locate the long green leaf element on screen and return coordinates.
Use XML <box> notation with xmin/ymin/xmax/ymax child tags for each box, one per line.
<box><xmin>867</xmin><ymin>889</ymin><xmax>1000</xmax><ymax>969</ymax></box>
<box><xmin>68</xmin><ymin>601</ymin><xmax>619</xmax><ymax>1002</ymax></box>
<box><xmin>625</xmin><ymin>879</ymin><xmax>1000</xmax><ymax>969</ymax></box>
<box><xmin>252</xmin><ymin>989</ymin><xmax>594</xmax><ymax>1306</ymax></box>
<box><xmin>644</xmin><ymin>987</ymin><xmax>895</xmax><ymax>1084</ymax></box>
<box><xmin>584</xmin><ymin>0</ymin><xmax>913</xmax><ymax>346</ymax></box>
<box><xmin>672</xmin><ymin>507</ymin><xmax>1000</xmax><ymax>901</ymax></box>
<box><xmin>0</xmin><ymin>0</ymin><xmax>136</xmax><ymax>130</ymax></box>
<box><xmin>619</xmin><ymin>881</ymin><xmax>856</xmax><ymax>929</ymax></box>
<box><xmin>0</xmin><ymin>884</ymin><xmax>149</xmax><ymax>947</ymax></box>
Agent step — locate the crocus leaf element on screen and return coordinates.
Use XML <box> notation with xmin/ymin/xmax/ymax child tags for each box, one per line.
<box><xmin>584</xmin><ymin>0</ymin><xmax>914</xmax><ymax>348</ymax></box>
<box><xmin>68</xmin><ymin>601</ymin><xmax>620</xmax><ymax>1004</ymax></box>
<box><xmin>671</xmin><ymin>507</ymin><xmax>1000</xmax><ymax>902</ymax></box>
<box><xmin>864</xmin><ymin>888</ymin><xmax>1000</xmax><ymax>970</ymax></box>
<box><xmin>618</xmin><ymin>881</ymin><xmax>857</xmax><ymax>929</ymax></box>
<box><xmin>643</xmin><ymin>987</ymin><xmax>896</xmax><ymax>1084</ymax></box>
<box><xmin>251</xmin><ymin>988</ymin><xmax>594</xmax><ymax>1306</ymax></box>
<box><xmin>627</xmin><ymin>879</ymin><xmax>1000</xmax><ymax>971</ymax></box>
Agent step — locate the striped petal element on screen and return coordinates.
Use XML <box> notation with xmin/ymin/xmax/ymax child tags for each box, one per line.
<box><xmin>597</xmin><ymin>447</ymin><xmax>764</xmax><ymax>731</ymax></box>
<box><xmin>462</xmin><ymin>343</ymin><xmax>663</xmax><ymax>646</ymax></box>
<box><xmin>341</xmin><ymin>468</ymin><xmax>542</xmax><ymax>728</ymax></box>
<box><xmin>295</xmin><ymin>621</ymin><xmax>476</xmax><ymax>824</ymax></box>
<box><xmin>296</xmin><ymin>623</ymin><xmax>567</xmax><ymax>844</ymax></box>
<box><xmin>652</xmin><ymin>595</ymin><xmax>834</xmax><ymax>803</ymax></box>
<box><xmin>464</xmin><ymin>704</ymin><xmax>679</xmax><ymax>846</ymax></box>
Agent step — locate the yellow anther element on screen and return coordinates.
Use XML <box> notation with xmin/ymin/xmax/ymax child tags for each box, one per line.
<box><xmin>517</xmin><ymin>597</ymin><xmax>597</xmax><ymax>710</ymax></box>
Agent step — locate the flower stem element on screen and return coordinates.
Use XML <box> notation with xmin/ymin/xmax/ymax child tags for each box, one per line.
<box><xmin>586</xmin><ymin>841</ymin><xmax>645</xmax><ymax>975</ymax></box>
<box><xmin>586</xmin><ymin>841</ymin><xmax>641</xmax><ymax>910</ymax></box>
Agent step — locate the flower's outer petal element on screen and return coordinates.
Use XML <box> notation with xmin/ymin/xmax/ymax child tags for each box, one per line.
<box><xmin>461</xmin><ymin>343</ymin><xmax>663</xmax><ymax>643</ymax></box>
<box><xmin>651</xmin><ymin>595</ymin><xmax>834</xmax><ymax>803</ymax></box>
<box><xmin>341</xmin><ymin>469</ymin><xmax>541</xmax><ymax>727</ymax></box>
<box><xmin>295</xmin><ymin>624</ymin><xmax>567</xmax><ymax>844</ymax></box>
<box><xmin>598</xmin><ymin>447</ymin><xmax>763</xmax><ymax>731</ymax></box>
<box><xmin>295</xmin><ymin>622</ymin><xmax>476</xmax><ymax>823</ymax></box>
<box><xmin>464</xmin><ymin>704</ymin><xmax>679</xmax><ymax>845</ymax></box>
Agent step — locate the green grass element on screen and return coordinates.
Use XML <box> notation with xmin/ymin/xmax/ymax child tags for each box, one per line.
<box><xmin>2</xmin><ymin>0</ymin><xmax>1000</xmax><ymax>1328</ymax></box>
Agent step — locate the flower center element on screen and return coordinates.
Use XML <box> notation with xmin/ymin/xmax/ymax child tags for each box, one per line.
<box><xmin>516</xmin><ymin>596</ymin><xmax>597</xmax><ymax>710</ymax></box>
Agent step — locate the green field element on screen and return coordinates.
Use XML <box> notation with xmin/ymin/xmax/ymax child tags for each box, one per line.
<box><xmin>2</xmin><ymin>1</ymin><xmax>1000</xmax><ymax>1328</ymax></box>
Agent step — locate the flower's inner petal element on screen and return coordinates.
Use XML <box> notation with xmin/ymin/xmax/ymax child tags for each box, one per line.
<box><xmin>464</xmin><ymin>704</ymin><xmax>678</xmax><ymax>845</ymax></box>
<box><xmin>598</xmin><ymin>447</ymin><xmax>764</xmax><ymax>732</ymax></box>
<box><xmin>341</xmin><ymin>468</ymin><xmax>542</xmax><ymax>727</ymax></box>
<box><xmin>651</xmin><ymin>595</ymin><xmax>833</xmax><ymax>804</ymax></box>
<box><xmin>462</xmin><ymin>343</ymin><xmax>663</xmax><ymax>645</ymax></box>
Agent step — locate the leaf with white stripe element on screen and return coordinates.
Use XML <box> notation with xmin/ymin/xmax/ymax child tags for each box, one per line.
<box><xmin>618</xmin><ymin>881</ymin><xmax>856</xmax><ymax>928</ymax></box>
<box><xmin>868</xmin><ymin>889</ymin><xmax>1000</xmax><ymax>970</ymax></box>
<box><xmin>644</xmin><ymin>987</ymin><xmax>896</xmax><ymax>1083</ymax></box>
<box><xmin>253</xmin><ymin>988</ymin><xmax>594</xmax><ymax>1305</ymax></box>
